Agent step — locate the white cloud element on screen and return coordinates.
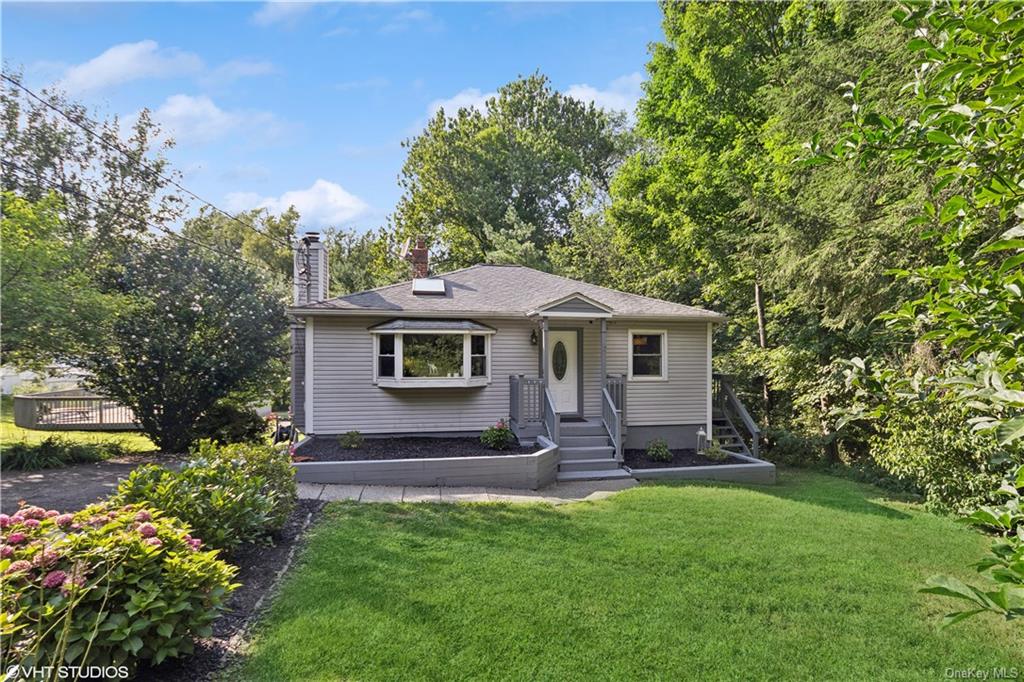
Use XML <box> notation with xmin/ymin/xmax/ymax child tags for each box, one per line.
<box><xmin>251</xmin><ymin>2</ymin><xmax>314</xmax><ymax>27</ymax></box>
<box><xmin>146</xmin><ymin>94</ymin><xmax>282</xmax><ymax>145</ymax></box>
<box><xmin>225</xmin><ymin>179</ymin><xmax>368</xmax><ymax>227</ymax></box>
<box><xmin>201</xmin><ymin>59</ymin><xmax>277</xmax><ymax>87</ymax></box>
<box><xmin>58</xmin><ymin>40</ymin><xmax>202</xmax><ymax>93</ymax></box>
<box><xmin>427</xmin><ymin>88</ymin><xmax>495</xmax><ymax>118</ymax></box>
<box><xmin>380</xmin><ymin>8</ymin><xmax>442</xmax><ymax>34</ymax></box>
<box><xmin>565</xmin><ymin>73</ymin><xmax>644</xmax><ymax>115</ymax></box>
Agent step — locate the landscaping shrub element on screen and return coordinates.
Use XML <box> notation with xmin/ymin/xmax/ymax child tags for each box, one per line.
<box><xmin>0</xmin><ymin>436</ymin><xmax>130</xmax><ymax>471</ymax></box>
<box><xmin>194</xmin><ymin>401</ymin><xmax>269</xmax><ymax>445</ymax></box>
<box><xmin>704</xmin><ymin>438</ymin><xmax>730</xmax><ymax>462</ymax></box>
<box><xmin>0</xmin><ymin>502</ymin><xmax>237</xmax><ymax>674</ymax></box>
<box><xmin>869</xmin><ymin>401</ymin><xmax>1009</xmax><ymax>514</ymax></box>
<box><xmin>646</xmin><ymin>438</ymin><xmax>671</xmax><ymax>462</ymax></box>
<box><xmin>480</xmin><ymin>419</ymin><xmax>515</xmax><ymax>450</ymax></box>
<box><xmin>112</xmin><ymin>441</ymin><xmax>296</xmax><ymax>552</ymax></box>
<box><xmin>339</xmin><ymin>430</ymin><xmax>364</xmax><ymax>449</ymax></box>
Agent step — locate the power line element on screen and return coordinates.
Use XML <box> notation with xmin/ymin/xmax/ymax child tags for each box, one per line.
<box><xmin>1</xmin><ymin>73</ymin><xmax>294</xmax><ymax>249</ymax></box>
<box><xmin>2</xmin><ymin>160</ymin><xmax>284</xmax><ymax>275</ymax></box>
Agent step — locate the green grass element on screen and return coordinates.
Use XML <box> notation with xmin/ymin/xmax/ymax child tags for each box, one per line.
<box><xmin>0</xmin><ymin>395</ymin><xmax>156</xmax><ymax>452</ymax></box>
<box><xmin>239</xmin><ymin>471</ymin><xmax>1023</xmax><ymax>680</ymax></box>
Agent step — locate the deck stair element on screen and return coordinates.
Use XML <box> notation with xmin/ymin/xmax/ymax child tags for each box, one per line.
<box><xmin>556</xmin><ymin>418</ymin><xmax>631</xmax><ymax>482</ymax></box>
<box><xmin>712</xmin><ymin>410</ymin><xmax>751</xmax><ymax>457</ymax></box>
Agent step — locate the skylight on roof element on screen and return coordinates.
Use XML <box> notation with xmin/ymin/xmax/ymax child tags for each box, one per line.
<box><xmin>412</xmin><ymin>278</ymin><xmax>446</xmax><ymax>295</ymax></box>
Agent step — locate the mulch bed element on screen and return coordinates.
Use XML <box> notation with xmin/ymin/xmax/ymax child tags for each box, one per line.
<box><xmin>301</xmin><ymin>436</ymin><xmax>535</xmax><ymax>462</ymax></box>
<box><xmin>137</xmin><ymin>498</ymin><xmax>325</xmax><ymax>682</ymax></box>
<box><xmin>624</xmin><ymin>448</ymin><xmax>746</xmax><ymax>469</ymax></box>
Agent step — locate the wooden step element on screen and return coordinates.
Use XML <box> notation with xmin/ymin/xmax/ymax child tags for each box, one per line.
<box><xmin>556</xmin><ymin>468</ymin><xmax>632</xmax><ymax>482</ymax></box>
<box><xmin>559</xmin><ymin>434</ymin><xmax>609</xmax><ymax>448</ymax></box>
<box><xmin>560</xmin><ymin>445</ymin><xmax>616</xmax><ymax>460</ymax></box>
<box><xmin>559</xmin><ymin>457</ymin><xmax>620</xmax><ymax>473</ymax></box>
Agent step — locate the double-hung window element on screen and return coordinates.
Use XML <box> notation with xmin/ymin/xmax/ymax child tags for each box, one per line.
<box><xmin>628</xmin><ymin>330</ymin><xmax>667</xmax><ymax>380</ymax></box>
<box><xmin>372</xmin><ymin>321</ymin><xmax>493</xmax><ymax>387</ymax></box>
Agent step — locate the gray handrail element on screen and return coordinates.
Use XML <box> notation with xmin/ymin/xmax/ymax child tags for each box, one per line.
<box><xmin>542</xmin><ymin>387</ymin><xmax>560</xmax><ymax>444</ymax></box>
<box><xmin>602</xmin><ymin>388</ymin><xmax>623</xmax><ymax>462</ymax></box>
<box><xmin>713</xmin><ymin>374</ymin><xmax>761</xmax><ymax>459</ymax></box>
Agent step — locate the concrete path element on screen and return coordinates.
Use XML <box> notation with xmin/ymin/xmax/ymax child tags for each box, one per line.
<box><xmin>1</xmin><ymin>462</ymin><xmax>142</xmax><ymax>514</ymax></box>
<box><xmin>297</xmin><ymin>477</ymin><xmax>638</xmax><ymax>505</ymax></box>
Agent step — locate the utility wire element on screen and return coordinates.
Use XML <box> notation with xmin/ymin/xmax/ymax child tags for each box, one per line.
<box><xmin>2</xmin><ymin>160</ymin><xmax>284</xmax><ymax>275</ymax></box>
<box><xmin>1</xmin><ymin>73</ymin><xmax>294</xmax><ymax>249</ymax></box>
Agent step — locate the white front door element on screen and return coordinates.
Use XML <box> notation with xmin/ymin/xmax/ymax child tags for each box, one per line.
<box><xmin>548</xmin><ymin>330</ymin><xmax>578</xmax><ymax>414</ymax></box>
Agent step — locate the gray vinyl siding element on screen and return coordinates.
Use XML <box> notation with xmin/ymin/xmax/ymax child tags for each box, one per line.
<box><xmin>544</xmin><ymin>298</ymin><xmax>609</xmax><ymax>315</ymax></box>
<box><xmin>291</xmin><ymin>325</ymin><xmax>305</xmax><ymax>427</ymax></box>
<box><xmin>310</xmin><ymin>316</ymin><xmax>539</xmax><ymax>434</ymax></box>
<box><xmin>606</xmin><ymin>320</ymin><xmax>708</xmax><ymax>426</ymax></box>
<box><xmin>306</xmin><ymin>315</ymin><xmax>709</xmax><ymax>434</ymax></box>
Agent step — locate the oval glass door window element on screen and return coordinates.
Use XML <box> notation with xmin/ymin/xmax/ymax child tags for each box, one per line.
<box><xmin>553</xmin><ymin>341</ymin><xmax>568</xmax><ymax>380</ymax></box>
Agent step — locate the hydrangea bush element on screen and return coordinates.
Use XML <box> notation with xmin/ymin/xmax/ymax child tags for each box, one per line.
<box><xmin>112</xmin><ymin>440</ymin><xmax>296</xmax><ymax>552</ymax></box>
<box><xmin>0</xmin><ymin>503</ymin><xmax>237</xmax><ymax>674</ymax></box>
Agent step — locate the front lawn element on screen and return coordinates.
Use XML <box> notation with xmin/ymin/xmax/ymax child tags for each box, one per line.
<box><xmin>0</xmin><ymin>395</ymin><xmax>155</xmax><ymax>452</ymax></box>
<box><xmin>239</xmin><ymin>471</ymin><xmax>1023</xmax><ymax>680</ymax></box>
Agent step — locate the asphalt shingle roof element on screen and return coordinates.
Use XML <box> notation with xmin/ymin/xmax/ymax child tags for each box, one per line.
<box><xmin>297</xmin><ymin>264</ymin><xmax>724</xmax><ymax>320</ymax></box>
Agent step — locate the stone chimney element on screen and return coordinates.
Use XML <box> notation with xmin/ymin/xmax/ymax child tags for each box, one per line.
<box><xmin>293</xmin><ymin>231</ymin><xmax>329</xmax><ymax>305</ymax></box>
<box><xmin>405</xmin><ymin>236</ymin><xmax>429</xmax><ymax>279</ymax></box>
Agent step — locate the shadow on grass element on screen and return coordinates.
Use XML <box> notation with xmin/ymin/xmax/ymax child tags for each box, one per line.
<box><xmin>641</xmin><ymin>468</ymin><xmax>914</xmax><ymax>520</ymax></box>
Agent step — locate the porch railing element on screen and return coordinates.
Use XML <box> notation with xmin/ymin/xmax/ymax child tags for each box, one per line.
<box><xmin>602</xmin><ymin>388</ymin><xmax>623</xmax><ymax>462</ymax></box>
<box><xmin>605</xmin><ymin>374</ymin><xmax>627</xmax><ymax>426</ymax></box>
<box><xmin>712</xmin><ymin>374</ymin><xmax>761</xmax><ymax>459</ymax></box>
<box><xmin>509</xmin><ymin>375</ymin><xmax>544</xmax><ymax>428</ymax></box>
<box><xmin>542</xmin><ymin>387</ymin><xmax>560</xmax><ymax>444</ymax></box>
<box><xmin>12</xmin><ymin>389</ymin><xmax>139</xmax><ymax>431</ymax></box>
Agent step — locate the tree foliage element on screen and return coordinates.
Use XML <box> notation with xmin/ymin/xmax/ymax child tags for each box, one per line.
<box><xmin>818</xmin><ymin>0</ymin><xmax>1023</xmax><ymax>624</ymax></box>
<box><xmin>80</xmin><ymin>240</ymin><xmax>286</xmax><ymax>452</ymax></box>
<box><xmin>392</xmin><ymin>73</ymin><xmax>634</xmax><ymax>270</ymax></box>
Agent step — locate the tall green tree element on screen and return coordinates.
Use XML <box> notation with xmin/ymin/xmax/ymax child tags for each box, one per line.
<box><xmin>610</xmin><ymin>0</ymin><xmax>923</xmax><ymax>456</ymax></box>
<box><xmin>820</xmin><ymin>0</ymin><xmax>1023</xmax><ymax>623</ymax></box>
<box><xmin>81</xmin><ymin>239</ymin><xmax>286</xmax><ymax>452</ymax></box>
<box><xmin>393</xmin><ymin>73</ymin><xmax>634</xmax><ymax>269</ymax></box>
<box><xmin>0</xmin><ymin>192</ymin><xmax>120</xmax><ymax>367</ymax></box>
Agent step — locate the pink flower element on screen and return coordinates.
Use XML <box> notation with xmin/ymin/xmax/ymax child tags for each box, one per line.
<box><xmin>20</xmin><ymin>507</ymin><xmax>45</xmax><ymax>520</ymax></box>
<box><xmin>44</xmin><ymin>510</ymin><xmax>59</xmax><ymax>518</ymax></box>
<box><xmin>187</xmin><ymin>537</ymin><xmax>202</xmax><ymax>551</ymax></box>
<box><xmin>4</xmin><ymin>560</ymin><xmax>31</xmax><ymax>575</ymax></box>
<box><xmin>41</xmin><ymin>570</ymin><xmax>66</xmax><ymax>589</ymax></box>
<box><xmin>0</xmin><ymin>546</ymin><xmax>13</xmax><ymax>559</ymax></box>
<box><xmin>10</xmin><ymin>513</ymin><xmax>23</xmax><ymax>523</ymax></box>
<box><xmin>32</xmin><ymin>547</ymin><xmax>59</xmax><ymax>568</ymax></box>
<box><xmin>7</xmin><ymin>533</ymin><xmax>26</xmax><ymax>545</ymax></box>
<box><xmin>137</xmin><ymin>523</ymin><xmax>157</xmax><ymax>538</ymax></box>
<box><xmin>145</xmin><ymin>538</ymin><xmax>162</xmax><ymax>548</ymax></box>
<box><xmin>0</xmin><ymin>515</ymin><xmax>11</xmax><ymax>528</ymax></box>
<box><xmin>22</xmin><ymin>519</ymin><xmax>40</xmax><ymax>529</ymax></box>
<box><xmin>55</xmin><ymin>514</ymin><xmax>74</xmax><ymax>528</ymax></box>
<box><xmin>134</xmin><ymin>510</ymin><xmax>152</xmax><ymax>523</ymax></box>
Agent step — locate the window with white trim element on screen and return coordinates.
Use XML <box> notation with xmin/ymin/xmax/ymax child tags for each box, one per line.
<box><xmin>373</xmin><ymin>331</ymin><xmax>492</xmax><ymax>387</ymax></box>
<box><xmin>628</xmin><ymin>330</ymin><xmax>667</xmax><ymax>380</ymax></box>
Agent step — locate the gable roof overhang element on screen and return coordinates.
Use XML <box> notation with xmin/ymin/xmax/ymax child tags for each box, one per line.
<box><xmin>527</xmin><ymin>292</ymin><xmax>614</xmax><ymax>319</ymax></box>
<box><xmin>367</xmin><ymin>318</ymin><xmax>496</xmax><ymax>334</ymax></box>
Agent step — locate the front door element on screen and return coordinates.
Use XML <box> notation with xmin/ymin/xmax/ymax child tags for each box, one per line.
<box><xmin>548</xmin><ymin>330</ymin><xmax>579</xmax><ymax>414</ymax></box>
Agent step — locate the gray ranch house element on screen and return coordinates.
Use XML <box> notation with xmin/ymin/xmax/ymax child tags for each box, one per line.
<box><xmin>289</xmin><ymin>234</ymin><xmax>763</xmax><ymax>485</ymax></box>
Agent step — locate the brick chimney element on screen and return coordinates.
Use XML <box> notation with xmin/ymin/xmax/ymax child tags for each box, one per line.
<box><xmin>405</xmin><ymin>236</ymin><xmax>429</xmax><ymax>278</ymax></box>
<box><xmin>293</xmin><ymin>231</ymin><xmax>329</xmax><ymax>305</ymax></box>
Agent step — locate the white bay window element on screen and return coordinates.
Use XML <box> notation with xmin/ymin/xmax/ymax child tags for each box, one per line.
<box><xmin>371</xmin><ymin>320</ymin><xmax>493</xmax><ymax>387</ymax></box>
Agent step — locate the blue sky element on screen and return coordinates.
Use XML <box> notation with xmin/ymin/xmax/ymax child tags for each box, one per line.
<box><xmin>3</xmin><ymin>2</ymin><xmax>664</xmax><ymax>232</ymax></box>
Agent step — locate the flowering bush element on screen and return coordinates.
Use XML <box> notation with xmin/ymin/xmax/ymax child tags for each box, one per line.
<box><xmin>0</xmin><ymin>503</ymin><xmax>237</xmax><ymax>674</ymax></box>
<box><xmin>112</xmin><ymin>441</ymin><xmax>296</xmax><ymax>552</ymax></box>
<box><xmin>480</xmin><ymin>419</ymin><xmax>515</xmax><ymax>450</ymax></box>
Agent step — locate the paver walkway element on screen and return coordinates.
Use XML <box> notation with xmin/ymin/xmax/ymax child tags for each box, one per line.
<box><xmin>298</xmin><ymin>478</ymin><xmax>639</xmax><ymax>505</ymax></box>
